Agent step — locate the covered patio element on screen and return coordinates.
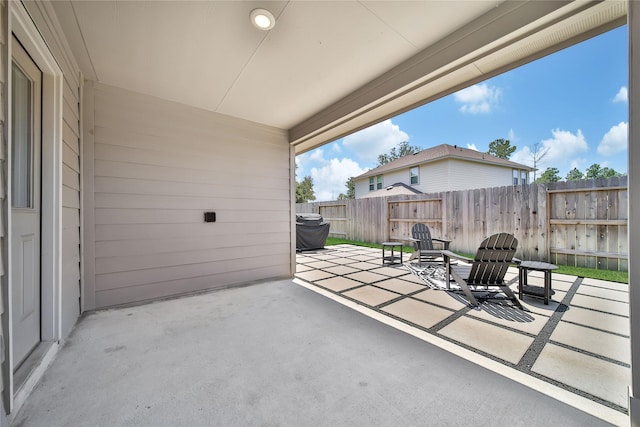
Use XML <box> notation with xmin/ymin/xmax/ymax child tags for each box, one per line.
<box><xmin>2</xmin><ymin>1</ymin><xmax>639</xmax><ymax>425</ymax></box>
<box><xmin>12</xmin><ymin>275</ymin><xmax>619</xmax><ymax>426</ymax></box>
<box><xmin>12</xmin><ymin>244</ymin><xmax>628</xmax><ymax>426</ymax></box>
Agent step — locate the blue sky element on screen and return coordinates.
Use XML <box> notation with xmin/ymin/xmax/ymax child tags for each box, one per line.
<box><xmin>296</xmin><ymin>25</ymin><xmax>628</xmax><ymax>202</ymax></box>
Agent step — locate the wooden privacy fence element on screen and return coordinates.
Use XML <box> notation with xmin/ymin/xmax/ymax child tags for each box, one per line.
<box><xmin>547</xmin><ymin>180</ymin><xmax>628</xmax><ymax>271</ymax></box>
<box><xmin>296</xmin><ymin>176</ymin><xmax>628</xmax><ymax>271</ymax></box>
<box><xmin>297</xmin><ymin>198</ymin><xmax>388</xmax><ymax>243</ymax></box>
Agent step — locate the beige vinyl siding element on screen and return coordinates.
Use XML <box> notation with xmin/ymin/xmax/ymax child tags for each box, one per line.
<box><xmin>443</xmin><ymin>159</ymin><xmax>513</xmax><ymax>190</ymax></box>
<box><xmin>88</xmin><ymin>83</ymin><xmax>290</xmax><ymax>308</ymax></box>
<box><xmin>22</xmin><ymin>1</ymin><xmax>81</xmax><ymax>338</ymax></box>
<box><xmin>354</xmin><ymin>179</ymin><xmax>370</xmax><ymax>198</ymax></box>
<box><xmin>418</xmin><ymin>161</ymin><xmax>450</xmax><ymax>193</ymax></box>
<box><xmin>356</xmin><ymin>159</ymin><xmax>520</xmax><ymax>197</ymax></box>
<box><xmin>383</xmin><ymin>169</ymin><xmax>406</xmax><ymax>187</ymax></box>
<box><xmin>0</xmin><ymin>0</ymin><xmax>6</xmax><ymax>400</ymax></box>
<box><xmin>415</xmin><ymin>159</ymin><xmax>515</xmax><ymax>193</ymax></box>
<box><xmin>59</xmin><ymin>58</ymin><xmax>82</xmax><ymax>340</ymax></box>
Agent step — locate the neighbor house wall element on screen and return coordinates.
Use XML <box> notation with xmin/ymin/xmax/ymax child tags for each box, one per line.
<box><xmin>438</xmin><ymin>159</ymin><xmax>513</xmax><ymax>192</ymax></box>
<box><xmin>83</xmin><ymin>83</ymin><xmax>291</xmax><ymax>309</ymax></box>
<box><xmin>383</xmin><ymin>168</ymin><xmax>410</xmax><ymax>188</ymax></box>
<box><xmin>355</xmin><ymin>159</ymin><xmax>517</xmax><ymax>198</ymax></box>
<box><xmin>354</xmin><ymin>179</ymin><xmax>370</xmax><ymax>198</ymax></box>
<box><xmin>416</xmin><ymin>161</ymin><xmax>449</xmax><ymax>193</ymax></box>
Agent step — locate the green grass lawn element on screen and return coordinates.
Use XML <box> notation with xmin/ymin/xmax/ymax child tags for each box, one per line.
<box><xmin>325</xmin><ymin>237</ymin><xmax>628</xmax><ymax>284</ymax></box>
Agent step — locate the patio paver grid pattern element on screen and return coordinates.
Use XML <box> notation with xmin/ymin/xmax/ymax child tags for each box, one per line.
<box><xmin>295</xmin><ymin>244</ymin><xmax>630</xmax><ymax>416</ymax></box>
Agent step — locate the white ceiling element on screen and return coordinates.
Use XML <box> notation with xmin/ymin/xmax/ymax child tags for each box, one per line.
<box><xmin>49</xmin><ymin>1</ymin><xmax>626</xmax><ymax>153</ymax></box>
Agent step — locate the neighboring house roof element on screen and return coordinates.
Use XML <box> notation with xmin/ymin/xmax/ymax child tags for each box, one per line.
<box><xmin>359</xmin><ymin>182</ymin><xmax>422</xmax><ymax>199</ymax></box>
<box><xmin>356</xmin><ymin>144</ymin><xmax>534</xmax><ymax>180</ymax></box>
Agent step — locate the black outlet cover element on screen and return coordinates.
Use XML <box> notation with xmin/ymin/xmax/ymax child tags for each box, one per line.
<box><xmin>204</xmin><ymin>212</ymin><xmax>216</xmax><ymax>222</ymax></box>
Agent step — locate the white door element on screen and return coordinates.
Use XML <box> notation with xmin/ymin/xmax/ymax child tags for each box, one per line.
<box><xmin>11</xmin><ymin>36</ymin><xmax>42</xmax><ymax>369</ymax></box>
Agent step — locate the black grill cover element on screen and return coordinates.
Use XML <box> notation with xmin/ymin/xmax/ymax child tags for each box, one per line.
<box><xmin>296</xmin><ymin>213</ymin><xmax>330</xmax><ymax>251</ymax></box>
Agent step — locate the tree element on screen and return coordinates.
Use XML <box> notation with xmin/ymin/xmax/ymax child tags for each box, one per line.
<box><xmin>337</xmin><ymin>177</ymin><xmax>355</xmax><ymax>200</ymax></box>
<box><xmin>601</xmin><ymin>167</ymin><xmax>621</xmax><ymax>178</ymax></box>
<box><xmin>487</xmin><ymin>138</ymin><xmax>516</xmax><ymax>159</ymax></box>
<box><xmin>377</xmin><ymin>141</ymin><xmax>421</xmax><ymax>166</ymax></box>
<box><xmin>585</xmin><ymin>163</ymin><xmax>602</xmax><ymax>179</ymax></box>
<box><xmin>295</xmin><ymin>176</ymin><xmax>316</xmax><ymax>203</ymax></box>
<box><xmin>528</xmin><ymin>142</ymin><xmax>550</xmax><ymax>181</ymax></box>
<box><xmin>565</xmin><ymin>168</ymin><xmax>584</xmax><ymax>181</ymax></box>
<box><xmin>586</xmin><ymin>163</ymin><xmax>621</xmax><ymax>179</ymax></box>
<box><xmin>536</xmin><ymin>167</ymin><xmax>561</xmax><ymax>183</ymax></box>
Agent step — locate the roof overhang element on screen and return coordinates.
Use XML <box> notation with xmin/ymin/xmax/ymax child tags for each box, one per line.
<box><xmin>290</xmin><ymin>1</ymin><xmax>627</xmax><ymax>154</ymax></box>
<box><xmin>46</xmin><ymin>1</ymin><xmax>626</xmax><ymax>155</ymax></box>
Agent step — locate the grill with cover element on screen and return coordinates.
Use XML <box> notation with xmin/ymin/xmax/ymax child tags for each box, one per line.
<box><xmin>296</xmin><ymin>213</ymin><xmax>330</xmax><ymax>251</ymax></box>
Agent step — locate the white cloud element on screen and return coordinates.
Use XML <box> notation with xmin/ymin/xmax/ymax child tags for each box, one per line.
<box><xmin>331</xmin><ymin>142</ymin><xmax>342</xmax><ymax>153</ymax></box>
<box><xmin>508</xmin><ymin>129</ymin><xmax>516</xmax><ymax>142</ymax></box>
<box><xmin>342</xmin><ymin>119</ymin><xmax>409</xmax><ymax>164</ymax></box>
<box><xmin>540</xmin><ymin>129</ymin><xmax>589</xmax><ymax>165</ymax></box>
<box><xmin>510</xmin><ymin>146</ymin><xmax>532</xmax><ymax>168</ymax></box>
<box><xmin>309</xmin><ymin>148</ymin><xmax>326</xmax><ymax>163</ymax></box>
<box><xmin>597</xmin><ymin>121</ymin><xmax>628</xmax><ymax>156</ymax></box>
<box><xmin>569</xmin><ymin>158</ymin><xmax>588</xmax><ymax>172</ymax></box>
<box><xmin>466</xmin><ymin>143</ymin><xmax>478</xmax><ymax>151</ymax></box>
<box><xmin>294</xmin><ymin>153</ymin><xmax>307</xmax><ymax>179</ymax></box>
<box><xmin>454</xmin><ymin>83</ymin><xmax>501</xmax><ymax>114</ymax></box>
<box><xmin>613</xmin><ymin>86</ymin><xmax>628</xmax><ymax>103</ymax></box>
<box><xmin>510</xmin><ymin>129</ymin><xmax>589</xmax><ymax>177</ymax></box>
<box><xmin>311</xmin><ymin>158</ymin><xmax>366</xmax><ymax>201</ymax></box>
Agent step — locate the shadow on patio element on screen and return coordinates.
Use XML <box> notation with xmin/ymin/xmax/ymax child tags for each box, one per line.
<box><xmin>295</xmin><ymin>244</ymin><xmax>630</xmax><ymax>426</ymax></box>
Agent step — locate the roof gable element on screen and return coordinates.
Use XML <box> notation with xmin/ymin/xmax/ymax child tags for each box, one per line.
<box><xmin>359</xmin><ymin>182</ymin><xmax>422</xmax><ymax>199</ymax></box>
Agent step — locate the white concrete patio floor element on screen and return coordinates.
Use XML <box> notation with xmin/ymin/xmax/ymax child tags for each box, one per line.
<box><xmin>11</xmin><ymin>244</ymin><xmax>628</xmax><ymax>426</ymax></box>
<box><xmin>295</xmin><ymin>244</ymin><xmax>630</xmax><ymax>426</ymax></box>
<box><xmin>12</xmin><ymin>273</ymin><xmax>620</xmax><ymax>427</ymax></box>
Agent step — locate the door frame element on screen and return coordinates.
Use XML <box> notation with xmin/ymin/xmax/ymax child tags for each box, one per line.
<box><xmin>4</xmin><ymin>1</ymin><xmax>63</xmax><ymax>414</ymax></box>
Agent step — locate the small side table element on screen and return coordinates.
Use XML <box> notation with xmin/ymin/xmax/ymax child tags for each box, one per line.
<box><xmin>518</xmin><ymin>261</ymin><xmax>558</xmax><ymax>305</ymax></box>
<box><xmin>382</xmin><ymin>242</ymin><xmax>403</xmax><ymax>265</ymax></box>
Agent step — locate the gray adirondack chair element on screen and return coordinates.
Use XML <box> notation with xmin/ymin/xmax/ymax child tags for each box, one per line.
<box><xmin>408</xmin><ymin>223</ymin><xmax>450</xmax><ymax>266</ymax></box>
<box><xmin>442</xmin><ymin>233</ymin><xmax>522</xmax><ymax>308</ymax></box>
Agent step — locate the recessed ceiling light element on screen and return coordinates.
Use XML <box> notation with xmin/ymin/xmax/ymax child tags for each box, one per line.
<box><xmin>250</xmin><ymin>8</ymin><xmax>275</xmax><ymax>30</ymax></box>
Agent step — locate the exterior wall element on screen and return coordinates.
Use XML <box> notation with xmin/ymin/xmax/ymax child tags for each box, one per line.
<box><xmin>442</xmin><ymin>159</ymin><xmax>513</xmax><ymax>191</ymax></box>
<box><xmin>0</xmin><ymin>0</ymin><xmax>79</xmax><ymax>413</ymax></box>
<box><xmin>84</xmin><ymin>83</ymin><xmax>291</xmax><ymax>309</ymax></box>
<box><xmin>355</xmin><ymin>159</ymin><xmax>518</xmax><ymax>198</ymax></box>
<box><xmin>383</xmin><ymin>168</ymin><xmax>409</xmax><ymax>188</ymax></box>
<box><xmin>354</xmin><ymin>179</ymin><xmax>370</xmax><ymax>198</ymax></box>
<box><xmin>416</xmin><ymin>161</ymin><xmax>450</xmax><ymax>193</ymax></box>
<box><xmin>0</xmin><ymin>0</ymin><xmax>6</xmax><ymax>412</ymax></box>
<box><xmin>629</xmin><ymin>2</ymin><xmax>640</xmax><ymax>422</ymax></box>
<box><xmin>22</xmin><ymin>0</ymin><xmax>81</xmax><ymax>342</ymax></box>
